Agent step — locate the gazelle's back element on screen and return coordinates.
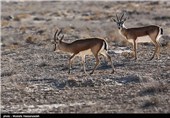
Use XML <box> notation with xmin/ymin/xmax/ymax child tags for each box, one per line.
<box><xmin>126</xmin><ymin>25</ymin><xmax>159</xmax><ymax>37</ymax></box>
<box><xmin>68</xmin><ymin>38</ymin><xmax>106</xmax><ymax>53</ymax></box>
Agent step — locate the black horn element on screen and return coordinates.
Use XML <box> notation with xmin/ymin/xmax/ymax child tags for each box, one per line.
<box><xmin>54</xmin><ymin>29</ymin><xmax>58</xmax><ymax>43</ymax></box>
<box><xmin>116</xmin><ymin>14</ymin><xmax>119</xmax><ymax>21</ymax></box>
<box><xmin>120</xmin><ymin>13</ymin><xmax>124</xmax><ymax>21</ymax></box>
<box><xmin>54</xmin><ymin>29</ymin><xmax>63</xmax><ymax>42</ymax></box>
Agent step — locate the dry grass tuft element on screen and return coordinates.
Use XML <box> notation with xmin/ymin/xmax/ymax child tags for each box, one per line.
<box><xmin>25</xmin><ymin>36</ymin><xmax>37</xmax><ymax>44</ymax></box>
<box><xmin>8</xmin><ymin>42</ymin><xmax>20</xmax><ymax>50</ymax></box>
<box><xmin>141</xmin><ymin>97</ymin><xmax>159</xmax><ymax>109</ymax></box>
<box><xmin>1</xmin><ymin>71</ymin><xmax>15</xmax><ymax>77</ymax></box>
<box><xmin>107</xmin><ymin>31</ymin><xmax>129</xmax><ymax>46</ymax></box>
<box><xmin>1</xmin><ymin>20</ymin><xmax>10</xmax><ymax>27</ymax></box>
<box><xmin>38</xmin><ymin>62</ymin><xmax>48</xmax><ymax>67</ymax></box>
<box><xmin>138</xmin><ymin>83</ymin><xmax>168</xmax><ymax>97</ymax></box>
<box><xmin>121</xmin><ymin>51</ymin><xmax>134</xmax><ymax>59</ymax></box>
<box><xmin>163</xmin><ymin>41</ymin><xmax>170</xmax><ymax>48</ymax></box>
<box><xmin>13</xmin><ymin>13</ymin><xmax>31</xmax><ymax>21</ymax></box>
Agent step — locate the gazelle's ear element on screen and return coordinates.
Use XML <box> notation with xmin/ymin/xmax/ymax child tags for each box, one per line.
<box><xmin>111</xmin><ymin>17</ymin><xmax>117</xmax><ymax>22</ymax></box>
<box><xmin>123</xmin><ymin>18</ymin><xmax>126</xmax><ymax>22</ymax></box>
<box><xmin>123</xmin><ymin>16</ymin><xmax>129</xmax><ymax>22</ymax></box>
<box><xmin>60</xmin><ymin>35</ymin><xmax>64</xmax><ymax>41</ymax></box>
<box><xmin>113</xmin><ymin>19</ymin><xmax>117</xmax><ymax>22</ymax></box>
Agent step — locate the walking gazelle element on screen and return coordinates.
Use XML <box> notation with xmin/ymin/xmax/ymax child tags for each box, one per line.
<box><xmin>112</xmin><ymin>13</ymin><xmax>163</xmax><ymax>60</ymax></box>
<box><xmin>53</xmin><ymin>29</ymin><xmax>114</xmax><ymax>74</ymax></box>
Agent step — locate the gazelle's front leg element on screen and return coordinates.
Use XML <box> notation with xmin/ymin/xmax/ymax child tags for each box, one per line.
<box><xmin>81</xmin><ymin>55</ymin><xmax>88</xmax><ymax>74</ymax></box>
<box><xmin>132</xmin><ymin>40</ymin><xmax>137</xmax><ymax>60</ymax></box>
<box><xmin>156</xmin><ymin>42</ymin><xmax>161</xmax><ymax>60</ymax></box>
<box><xmin>106</xmin><ymin>53</ymin><xmax>114</xmax><ymax>74</ymax></box>
<box><xmin>101</xmin><ymin>52</ymin><xmax>114</xmax><ymax>74</ymax></box>
<box><xmin>68</xmin><ymin>53</ymin><xmax>76</xmax><ymax>74</ymax></box>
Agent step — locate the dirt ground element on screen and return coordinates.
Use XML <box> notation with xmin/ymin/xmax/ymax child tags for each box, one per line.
<box><xmin>1</xmin><ymin>1</ymin><xmax>170</xmax><ymax>113</ymax></box>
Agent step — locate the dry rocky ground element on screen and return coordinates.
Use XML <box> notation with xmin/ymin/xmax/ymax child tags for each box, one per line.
<box><xmin>1</xmin><ymin>1</ymin><xmax>170</xmax><ymax>113</ymax></box>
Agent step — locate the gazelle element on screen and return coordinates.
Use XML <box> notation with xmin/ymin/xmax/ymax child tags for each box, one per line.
<box><xmin>112</xmin><ymin>13</ymin><xmax>163</xmax><ymax>60</ymax></box>
<box><xmin>53</xmin><ymin>29</ymin><xmax>114</xmax><ymax>75</ymax></box>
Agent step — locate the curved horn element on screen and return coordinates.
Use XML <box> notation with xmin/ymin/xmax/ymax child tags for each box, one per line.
<box><xmin>120</xmin><ymin>13</ymin><xmax>124</xmax><ymax>21</ymax></box>
<box><xmin>116</xmin><ymin>14</ymin><xmax>119</xmax><ymax>21</ymax></box>
<box><xmin>60</xmin><ymin>34</ymin><xmax>64</xmax><ymax>41</ymax></box>
<box><xmin>54</xmin><ymin>29</ymin><xmax>62</xmax><ymax>42</ymax></box>
<box><xmin>54</xmin><ymin>29</ymin><xmax>58</xmax><ymax>43</ymax></box>
<box><xmin>57</xmin><ymin>29</ymin><xmax>62</xmax><ymax>36</ymax></box>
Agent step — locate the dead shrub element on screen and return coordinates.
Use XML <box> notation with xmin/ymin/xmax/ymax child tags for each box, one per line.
<box><xmin>138</xmin><ymin>84</ymin><xmax>168</xmax><ymax>97</ymax></box>
<box><xmin>8</xmin><ymin>42</ymin><xmax>20</xmax><ymax>50</ymax></box>
<box><xmin>25</xmin><ymin>36</ymin><xmax>37</xmax><ymax>44</ymax></box>
<box><xmin>13</xmin><ymin>13</ymin><xmax>31</xmax><ymax>21</ymax></box>
<box><xmin>106</xmin><ymin>30</ymin><xmax>117</xmax><ymax>42</ymax></box>
<box><xmin>141</xmin><ymin>97</ymin><xmax>159</xmax><ymax>109</ymax></box>
<box><xmin>1</xmin><ymin>20</ymin><xmax>10</xmax><ymax>27</ymax></box>
<box><xmin>19</xmin><ymin>26</ymin><xmax>27</xmax><ymax>34</ymax></box>
<box><xmin>121</xmin><ymin>51</ymin><xmax>134</xmax><ymax>59</ymax></box>
<box><xmin>1</xmin><ymin>71</ymin><xmax>15</xmax><ymax>77</ymax></box>
<box><xmin>119</xmin><ymin>39</ymin><xmax>129</xmax><ymax>46</ymax></box>
<box><xmin>107</xmin><ymin>30</ymin><xmax>129</xmax><ymax>46</ymax></box>
<box><xmin>38</xmin><ymin>62</ymin><xmax>48</xmax><ymax>67</ymax></box>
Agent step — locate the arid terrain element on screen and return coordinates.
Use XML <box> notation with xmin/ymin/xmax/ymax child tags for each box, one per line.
<box><xmin>1</xmin><ymin>1</ymin><xmax>170</xmax><ymax>113</ymax></box>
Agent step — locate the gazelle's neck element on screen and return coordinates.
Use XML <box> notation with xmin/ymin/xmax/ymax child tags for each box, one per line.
<box><xmin>119</xmin><ymin>24</ymin><xmax>128</xmax><ymax>39</ymax></box>
<box><xmin>122</xmin><ymin>23</ymin><xmax>127</xmax><ymax>29</ymax></box>
<box><xmin>59</xmin><ymin>42</ymin><xmax>72</xmax><ymax>53</ymax></box>
<box><xmin>119</xmin><ymin>23</ymin><xmax>127</xmax><ymax>33</ymax></box>
<box><xmin>118</xmin><ymin>23</ymin><xmax>127</xmax><ymax>32</ymax></box>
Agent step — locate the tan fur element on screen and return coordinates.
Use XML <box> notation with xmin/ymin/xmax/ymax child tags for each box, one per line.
<box><xmin>113</xmin><ymin>14</ymin><xmax>163</xmax><ymax>60</ymax></box>
<box><xmin>54</xmin><ymin>30</ymin><xmax>114</xmax><ymax>74</ymax></box>
<box><xmin>120</xmin><ymin>26</ymin><xmax>162</xmax><ymax>60</ymax></box>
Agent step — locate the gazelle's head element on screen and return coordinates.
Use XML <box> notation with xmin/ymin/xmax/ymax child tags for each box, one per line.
<box><xmin>53</xmin><ymin>29</ymin><xmax>64</xmax><ymax>51</ymax></box>
<box><xmin>112</xmin><ymin>13</ymin><xmax>127</xmax><ymax>30</ymax></box>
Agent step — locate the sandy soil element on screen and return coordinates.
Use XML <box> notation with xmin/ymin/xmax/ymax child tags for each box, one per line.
<box><xmin>1</xmin><ymin>1</ymin><xmax>170</xmax><ymax>113</ymax></box>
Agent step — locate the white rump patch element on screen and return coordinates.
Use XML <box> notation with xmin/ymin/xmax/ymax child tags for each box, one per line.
<box><xmin>156</xmin><ymin>28</ymin><xmax>163</xmax><ymax>43</ymax></box>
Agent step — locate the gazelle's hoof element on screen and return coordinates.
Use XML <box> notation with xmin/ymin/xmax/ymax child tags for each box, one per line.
<box><xmin>131</xmin><ymin>58</ymin><xmax>137</xmax><ymax>61</ymax></box>
<box><xmin>83</xmin><ymin>71</ymin><xmax>89</xmax><ymax>75</ymax></box>
<box><xmin>68</xmin><ymin>71</ymin><xmax>71</xmax><ymax>74</ymax></box>
<box><xmin>148</xmin><ymin>57</ymin><xmax>154</xmax><ymax>61</ymax></box>
<box><xmin>111</xmin><ymin>70</ymin><xmax>114</xmax><ymax>74</ymax></box>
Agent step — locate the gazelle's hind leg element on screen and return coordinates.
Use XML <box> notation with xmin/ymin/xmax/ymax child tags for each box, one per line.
<box><xmin>90</xmin><ymin>53</ymin><xmax>100</xmax><ymax>75</ymax></box>
<box><xmin>81</xmin><ymin>55</ymin><xmax>88</xmax><ymax>74</ymax></box>
<box><xmin>100</xmin><ymin>51</ymin><xmax>114</xmax><ymax>74</ymax></box>
<box><xmin>156</xmin><ymin>37</ymin><xmax>161</xmax><ymax>59</ymax></box>
<box><xmin>156</xmin><ymin>41</ymin><xmax>161</xmax><ymax>59</ymax></box>
<box><xmin>156</xmin><ymin>28</ymin><xmax>163</xmax><ymax>60</ymax></box>
<box><xmin>150</xmin><ymin>38</ymin><xmax>159</xmax><ymax>60</ymax></box>
<box><xmin>149</xmin><ymin>31</ymin><xmax>163</xmax><ymax>60</ymax></box>
<box><xmin>90</xmin><ymin>47</ymin><xmax>101</xmax><ymax>75</ymax></box>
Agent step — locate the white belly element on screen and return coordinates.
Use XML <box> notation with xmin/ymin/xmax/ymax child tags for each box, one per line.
<box><xmin>128</xmin><ymin>35</ymin><xmax>152</xmax><ymax>44</ymax></box>
<box><xmin>77</xmin><ymin>42</ymin><xmax>106</xmax><ymax>57</ymax></box>
<box><xmin>77</xmin><ymin>49</ymin><xmax>93</xmax><ymax>57</ymax></box>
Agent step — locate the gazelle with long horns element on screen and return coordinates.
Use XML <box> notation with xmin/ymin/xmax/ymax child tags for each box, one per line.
<box><xmin>112</xmin><ymin>13</ymin><xmax>163</xmax><ymax>60</ymax></box>
<box><xmin>53</xmin><ymin>29</ymin><xmax>114</xmax><ymax>75</ymax></box>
